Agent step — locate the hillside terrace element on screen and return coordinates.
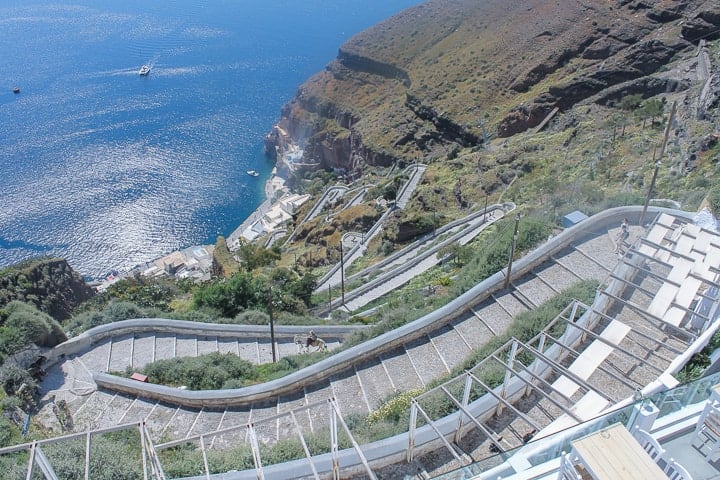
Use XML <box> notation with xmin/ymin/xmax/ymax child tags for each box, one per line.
<box><xmin>7</xmin><ymin>206</ymin><xmax>720</xmax><ymax>479</ymax></box>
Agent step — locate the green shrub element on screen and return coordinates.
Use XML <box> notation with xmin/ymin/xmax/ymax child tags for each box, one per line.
<box><xmin>140</xmin><ymin>352</ymin><xmax>258</xmax><ymax>390</ymax></box>
<box><xmin>0</xmin><ymin>417</ymin><xmax>20</xmax><ymax>447</ymax></box>
<box><xmin>233</xmin><ymin>310</ymin><xmax>270</xmax><ymax>325</ymax></box>
<box><xmin>65</xmin><ymin>301</ymin><xmax>147</xmax><ymax>336</ymax></box>
<box><xmin>709</xmin><ymin>186</ymin><xmax>720</xmax><ymax>217</ymax></box>
<box><xmin>66</xmin><ymin>310</ymin><xmax>108</xmax><ymax>334</ymax></box>
<box><xmin>37</xmin><ymin>430</ymin><xmax>144</xmax><ymax>479</ymax></box>
<box><xmin>0</xmin><ymin>301</ymin><xmax>66</xmax><ymax>355</ymax></box>
<box><xmin>103</xmin><ymin>301</ymin><xmax>145</xmax><ymax>322</ymax></box>
<box><xmin>367</xmin><ymin>389</ymin><xmax>423</xmax><ymax>425</ymax></box>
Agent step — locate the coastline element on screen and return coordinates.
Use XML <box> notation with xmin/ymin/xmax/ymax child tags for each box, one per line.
<box><xmin>226</xmin><ymin>165</ymin><xmax>289</xmax><ymax>249</ymax></box>
<box><xmin>97</xmin><ymin>152</ymin><xmax>295</xmax><ymax>290</ymax></box>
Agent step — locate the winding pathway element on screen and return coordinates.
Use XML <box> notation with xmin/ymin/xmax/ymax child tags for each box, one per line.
<box><xmin>37</xmin><ymin>208</ymin><xmax>655</xmax><ymax>454</ymax></box>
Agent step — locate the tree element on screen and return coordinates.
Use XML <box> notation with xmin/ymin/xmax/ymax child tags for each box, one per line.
<box><xmin>619</xmin><ymin>93</ymin><xmax>643</xmax><ymax>111</ymax></box>
<box><xmin>288</xmin><ymin>272</ymin><xmax>318</xmax><ymax>308</ymax></box>
<box><xmin>237</xmin><ymin>241</ymin><xmax>281</xmax><ymax>271</ymax></box>
<box><xmin>642</xmin><ymin>98</ymin><xmax>664</xmax><ymax>127</ymax></box>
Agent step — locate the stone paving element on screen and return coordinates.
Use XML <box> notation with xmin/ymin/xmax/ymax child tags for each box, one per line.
<box><xmin>33</xmin><ymin>212</ymin><xmax>708</xmax><ymax>480</ymax></box>
<box><xmin>25</xmin><ymin>211</ymin><xmax>718</xmax><ymax>480</ymax></box>
<box><xmin>37</xmin><ymin>222</ymin><xmax>631</xmax><ymax>449</ymax></box>
<box><xmin>323</xmin><ymin>206</ymin><xmax>508</xmax><ymax>313</ymax></box>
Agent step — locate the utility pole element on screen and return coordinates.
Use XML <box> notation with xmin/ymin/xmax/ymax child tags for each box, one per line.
<box><xmin>504</xmin><ymin>214</ymin><xmax>521</xmax><ymax>290</ymax></box>
<box><xmin>340</xmin><ymin>241</ymin><xmax>345</xmax><ymax>305</ymax></box>
<box><xmin>267</xmin><ymin>288</ymin><xmax>277</xmax><ymax>363</ymax></box>
<box><xmin>640</xmin><ymin>101</ymin><xmax>676</xmax><ymax>226</ymax></box>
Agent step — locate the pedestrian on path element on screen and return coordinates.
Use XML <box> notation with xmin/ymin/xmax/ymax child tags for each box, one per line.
<box><xmin>614</xmin><ymin>218</ymin><xmax>630</xmax><ymax>253</ymax></box>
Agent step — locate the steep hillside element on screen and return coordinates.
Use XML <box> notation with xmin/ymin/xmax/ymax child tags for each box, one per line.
<box><xmin>267</xmin><ymin>0</ymin><xmax>720</xmax><ymax>170</ymax></box>
<box><xmin>0</xmin><ymin>258</ymin><xmax>94</xmax><ymax>321</ymax></box>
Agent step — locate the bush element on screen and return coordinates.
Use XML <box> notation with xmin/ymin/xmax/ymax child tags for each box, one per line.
<box><xmin>103</xmin><ymin>301</ymin><xmax>145</xmax><ymax>322</ymax></box>
<box><xmin>102</xmin><ymin>276</ymin><xmax>180</xmax><ymax>310</ymax></box>
<box><xmin>65</xmin><ymin>310</ymin><xmax>108</xmax><ymax>335</ymax></box>
<box><xmin>40</xmin><ymin>430</ymin><xmax>144</xmax><ymax>479</ymax></box>
<box><xmin>140</xmin><ymin>352</ymin><xmax>258</xmax><ymax>390</ymax></box>
<box><xmin>0</xmin><ymin>301</ymin><xmax>66</xmax><ymax>356</ymax></box>
<box><xmin>65</xmin><ymin>301</ymin><xmax>148</xmax><ymax>336</ymax></box>
<box><xmin>709</xmin><ymin>186</ymin><xmax>720</xmax><ymax>217</ymax></box>
<box><xmin>0</xmin><ymin>417</ymin><xmax>20</xmax><ymax>447</ymax></box>
<box><xmin>233</xmin><ymin>310</ymin><xmax>269</xmax><ymax>325</ymax></box>
<box><xmin>0</xmin><ymin>364</ymin><xmax>37</xmax><ymax>407</ymax></box>
<box><xmin>367</xmin><ymin>389</ymin><xmax>423</xmax><ymax>425</ymax></box>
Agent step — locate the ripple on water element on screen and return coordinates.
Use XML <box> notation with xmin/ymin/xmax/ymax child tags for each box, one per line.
<box><xmin>0</xmin><ymin>0</ymin><xmax>425</xmax><ymax>277</ymax></box>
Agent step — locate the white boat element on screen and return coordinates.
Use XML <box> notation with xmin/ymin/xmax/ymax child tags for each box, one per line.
<box><xmin>247</xmin><ymin>170</ymin><xmax>260</xmax><ymax>177</ymax></box>
<box><xmin>139</xmin><ymin>65</ymin><xmax>151</xmax><ymax>76</ymax></box>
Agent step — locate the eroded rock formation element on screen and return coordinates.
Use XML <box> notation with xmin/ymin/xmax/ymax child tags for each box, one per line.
<box><xmin>266</xmin><ymin>0</ymin><xmax>720</xmax><ymax>173</ymax></box>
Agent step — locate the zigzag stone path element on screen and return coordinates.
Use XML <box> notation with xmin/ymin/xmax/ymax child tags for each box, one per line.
<box><xmin>38</xmin><ymin>220</ymin><xmax>629</xmax><ymax>449</ymax></box>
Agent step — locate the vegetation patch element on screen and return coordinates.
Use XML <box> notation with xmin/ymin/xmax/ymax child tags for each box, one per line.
<box><xmin>134</xmin><ymin>350</ymin><xmax>330</xmax><ymax>390</ymax></box>
<box><xmin>353</xmin><ymin>279</ymin><xmax>598</xmax><ymax>439</ymax></box>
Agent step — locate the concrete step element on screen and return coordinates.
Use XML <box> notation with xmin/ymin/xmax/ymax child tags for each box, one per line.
<box><xmin>429</xmin><ymin>325</ymin><xmax>474</xmax><ymax>373</ymax></box>
<box><xmin>473</xmin><ymin>300</ymin><xmax>514</xmax><ymax>335</ymax></box>
<box><xmin>493</xmin><ymin>291</ymin><xmax>532</xmax><ymax>318</ymax></box>
<box><xmin>217</xmin><ymin>337</ymin><xmax>240</xmax><ymax>356</ymax></box>
<box><xmin>208</xmin><ymin>405</ymin><xmax>252</xmax><ymax>449</ymax></box>
<box><xmin>534</xmin><ymin>260</ymin><xmax>582</xmax><ymax>293</ymax></box>
<box><xmin>379</xmin><ymin>347</ymin><xmax>425</xmax><ymax>391</ymax></box>
<box><xmin>153</xmin><ymin>333</ymin><xmax>177</xmax><ymax>362</ymax></box>
<box><xmin>257</xmin><ymin>339</ymin><xmax>276</xmax><ymax>364</ymax></box>
<box><xmin>78</xmin><ymin>338</ymin><xmax>111</xmax><ymax>372</ymax></box>
<box><xmin>249</xmin><ymin>398</ymin><xmax>280</xmax><ymax>445</ymax></box>
<box><xmin>131</xmin><ymin>334</ymin><xmax>155</xmax><ymax>369</ymax></box>
<box><xmin>72</xmin><ymin>390</ymin><xmax>115</xmax><ymax>431</ymax></box>
<box><xmin>175</xmin><ymin>335</ymin><xmax>197</xmax><ymax>358</ymax></box>
<box><xmin>510</xmin><ymin>280</ymin><xmax>546</xmax><ymax>309</ymax></box>
<box><xmin>187</xmin><ymin>407</ymin><xmax>226</xmax><ymax>438</ymax></box>
<box><xmin>93</xmin><ymin>393</ymin><xmax>135</xmax><ymax>429</ymax></box>
<box><xmin>355</xmin><ymin>359</ymin><xmax>395</xmax><ymax>410</ymax></box>
<box><xmin>140</xmin><ymin>401</ymin><xmax>178</xmax><ymax>439</ymax></box>
<box><xmin>117</xmin><ymin>397</ymin><xmax>157</xmax><ymax>425</ymax></box>
<box><xmin>562</xmin><ymin>247</ymin><xmax>611</xmax><ymax>282</ymax></box>
<box><xmin>331</xmin><ymin>369</ymin><xmax>372</xmax><ymax>416</ymax></box>
<box><xmin>405</xmin><ymin>336</ymin><xmax>451</xmax><ymax>386</ymax></box>
<box><xmin>196</xmin><ymin>336</ymin><xmax>219</xmax><ymax>356</ymax></box>
<box><xmin>107</xmin><ymin>334</ymin><xmax>133</xmax><ymax>372</ymax></box>
<box><xmin>579</xmin><ymin>229</ymin><xmax>626</xmax><ymax>267</ymax></box>
<box><xmin>450</xmin><ymin>312</ymin><xmax>495</xmax><ymax>350</ymax></box>
<box><xmin>302</xmin><ymin>379</ymin><xmax>334</xmax><ymax>434</ymax></box>
<box><xmin>238</xmin><ymin>338</ymin><xmax>261</xmax><ymax>363</ymax></box>
<box><xmin>161</xmin><ymin>406</ymin><xmax>204</xmax><ymax>441</ymax></box>
<box><xmin>278</xmin><ymin>389</ymin><xmax>312</xmax><ymax>436</ymax></box>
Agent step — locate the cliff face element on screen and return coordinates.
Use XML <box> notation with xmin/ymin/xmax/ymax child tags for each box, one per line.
<box><xmin>0</xmin><ymin>258</ymin><xmax>95</xmax><ymax>321</ymax></box>
<box><xmin>267</xmin><ymin>0</ymin><xmax>720</xmax><ymax>171</ymax></box>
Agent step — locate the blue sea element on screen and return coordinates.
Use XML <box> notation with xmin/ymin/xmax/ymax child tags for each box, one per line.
<box><xmin>0</xmin><ymin>0</ymin><xmax>422</xmax><ymax>278</ymax></box>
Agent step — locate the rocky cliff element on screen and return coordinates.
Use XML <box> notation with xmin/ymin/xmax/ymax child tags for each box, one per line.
<box><xmin>266</xmin><ymin>0</ymin><xmax>720</xmax><ymax>172</ymax></box>
<box><xmin>0</xmin><ymin>258</ymin><xmax>95</xmax><ymax>321</ymax></box>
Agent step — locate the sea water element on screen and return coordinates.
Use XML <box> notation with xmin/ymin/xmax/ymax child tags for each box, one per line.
<box><xmin>0</xmin><ymin>0</ymin><xmax>422</xmax><ymax>278</ymax></box>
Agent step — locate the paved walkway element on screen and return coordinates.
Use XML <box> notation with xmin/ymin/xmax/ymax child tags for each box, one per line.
<box><xmin>38</xmin><ymin>214</ymin><xmax>641</xmax><ymax>449</ymax></box>
<box><xmin>320</xmin><ymin>206</ymin><xmax>510</xmax><ymax>314</ymax></box>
